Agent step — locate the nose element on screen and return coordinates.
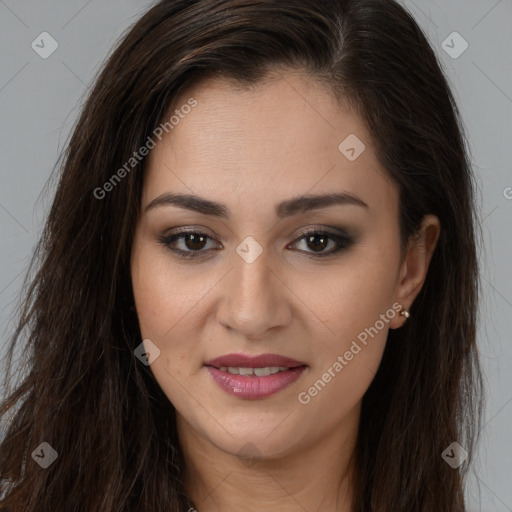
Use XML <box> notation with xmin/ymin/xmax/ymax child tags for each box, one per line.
<box><xmin>215</xmin><ymin>246</ymin><xmax>292</xmax><ymax>341</ymax></box>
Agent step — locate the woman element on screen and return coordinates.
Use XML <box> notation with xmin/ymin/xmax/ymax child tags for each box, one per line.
<box><xmin>0</xmin><ymin>0</ymin><xmax>483</xmax><ymax>510</ymax></box>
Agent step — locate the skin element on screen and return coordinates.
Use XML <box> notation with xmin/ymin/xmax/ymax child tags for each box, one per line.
<box><xmin>130</xmin><ymin>70</ymin><xmax>440</xmax><ymax>512</ymax></box>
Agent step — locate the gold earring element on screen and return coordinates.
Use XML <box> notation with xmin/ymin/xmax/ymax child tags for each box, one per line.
<box><xmin>400</xmin><ymin>309</ymin><xmax>411</xmax><ymax>319</ymax></box>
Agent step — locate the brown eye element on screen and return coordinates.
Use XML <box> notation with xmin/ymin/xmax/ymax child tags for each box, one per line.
<box><xmin>183</xmin><ymin>233</ymin><xmax>208</xmax><ymax>251</ymax></box>
<box><xmin>305</xmin><ymin>233</ymin><xmax>329</xmax><ymax>252</ymax></box>
<box><xmin>290</xmin><ymin>229</ymin><xmax>354</xmax><ymax>257</ymax></box>
<box><xmin>159</xmin><ymin>230</ymin><xmax>219</xmax><ymax>259</ymax></box>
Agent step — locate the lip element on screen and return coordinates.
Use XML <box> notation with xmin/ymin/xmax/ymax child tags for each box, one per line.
<box><xmin>204</xmin><ymin>353</ymin><xmax>308</xmax><ymax>400</ymax></box>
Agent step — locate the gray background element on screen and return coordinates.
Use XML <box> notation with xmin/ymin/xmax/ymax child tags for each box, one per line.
<box><xmin>0</xmin><ymin>0</ymin><xmax>510</xmax><ymax>510</ymax></box>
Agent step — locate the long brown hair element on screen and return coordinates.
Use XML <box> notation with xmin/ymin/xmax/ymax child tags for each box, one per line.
<box><xmin>0</xmin><ymin>0</ymin><xmax>483</xmax><ymax>510</ymax></box>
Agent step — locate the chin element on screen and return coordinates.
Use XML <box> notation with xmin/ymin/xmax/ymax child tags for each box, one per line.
<box><xmin>196</xmin><ymin>415</ymin><xmax>305</xmax><ymax>461</ymax></box>
<box><xmin>217</xmin><ymin>433</ymin><xmax>294</xmax><ymax>461</ymax></box>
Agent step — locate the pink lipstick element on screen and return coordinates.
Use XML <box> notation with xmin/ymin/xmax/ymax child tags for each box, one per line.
<box><xmin>204</xmin><ymin>353</ymin><xmax>307</xmax><ymax>400</ymax></box>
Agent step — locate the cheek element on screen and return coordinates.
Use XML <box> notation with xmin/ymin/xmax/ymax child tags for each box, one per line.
<box><xmin>131</xmin><ymin>242</ymin><xmax>182</xmax><ymax>351</ymax></box>
<box><xmin>130</xmin><ymin>251</ymin><xmax>199</xmax><ymax>407</ymax></box>
<box><xmin>130</xmin><ymin>240</ymin><xmax>219</xmax><ymax>373</ymax></box>
<box><xmin>291</xmin><ymin>245</ymin><xmax>399</xmax><ymax>405</ymax></box>
<box><xmin>294</xmin><ymin>243</ymin><xmax>399</xmax><ymax>345</ymax></box>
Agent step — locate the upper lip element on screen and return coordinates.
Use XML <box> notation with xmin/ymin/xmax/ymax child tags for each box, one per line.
<box><xmin>204</xmin><ymin>353</ymin><xmax>306</xmax><ymax>369</ymax></box>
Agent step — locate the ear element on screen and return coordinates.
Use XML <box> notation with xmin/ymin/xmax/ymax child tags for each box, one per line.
<box><xmin>389</xmin><ymin>214</ymin><xmax>441</xmax><ymax>329</ymax></box>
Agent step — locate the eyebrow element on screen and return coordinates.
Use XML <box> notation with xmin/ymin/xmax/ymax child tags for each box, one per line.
<box><xmin>144</xmin><ymin>191</ymin><xmax>368</xmax><ymax>218</ymax></box>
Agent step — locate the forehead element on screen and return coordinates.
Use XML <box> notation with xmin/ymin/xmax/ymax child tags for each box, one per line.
<box><xmin>143</xmin><ymin>72</ymin><xmax>397</xmax><ymax>221</ymax></box>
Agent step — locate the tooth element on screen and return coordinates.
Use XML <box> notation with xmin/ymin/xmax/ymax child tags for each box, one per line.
<box><xmin>220</xmin><ymin>366</ymin><xmax>291</xmax><ymax>376</ymax></box>
<box><xmin>254</xmin><ymin>367</ymin><xmax>271</xmax><ymax>376</ymax></box>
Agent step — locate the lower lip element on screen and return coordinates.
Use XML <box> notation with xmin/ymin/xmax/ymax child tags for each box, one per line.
<box><xmin>206</xmin><ymin>366</ymin><xmax>307</xmax><ymax>400</ymax></box>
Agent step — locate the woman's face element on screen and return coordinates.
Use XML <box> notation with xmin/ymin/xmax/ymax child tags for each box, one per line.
<box><xmin>131</xmin><ymin>71</ymin><xmax>427</xmax><ymax>459</ymax></box>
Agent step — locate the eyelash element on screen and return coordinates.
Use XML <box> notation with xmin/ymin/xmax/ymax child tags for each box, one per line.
<box><xmin>158</xmin><ymin>227</ymin><xmax>354</xmax><ymax>260</ymax></box>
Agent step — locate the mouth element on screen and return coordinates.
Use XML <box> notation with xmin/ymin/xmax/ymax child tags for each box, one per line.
<box><xmin>204</xmin><ymin>353</ymin><xmax>308</xmax><ymax>400</ymax></box>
